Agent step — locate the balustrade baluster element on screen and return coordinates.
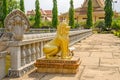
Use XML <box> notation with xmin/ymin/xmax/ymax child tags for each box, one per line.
<box><xmin>35</xmin><ymin>43</ymin><xmax>40</xmax><ymax>59</ymax></box>
<box><xmin>27</xmin><ymin>45</ymin><xmax>32</xmax><ymax>63</ymax></box>
<box><xmin>31</xmin><ymin>43</ymin><xmax>36</xmax><ymax>61</ymax></box>
<box><xmin>21</xmin><ymin>45</ymin><xmax>26</xmax><ymax>66</ymax></box>
<box><xmin>24</xmin><ymin>45</ymin><xmax>29</xmax><ymax>64</ymax></box>
<box><xmin>38</xmin><ymin>42</ymin><xmax>41</xmax><ymax>57</ymax></box>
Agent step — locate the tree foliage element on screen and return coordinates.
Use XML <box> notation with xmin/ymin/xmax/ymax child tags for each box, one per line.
<box><xmin>69</xmin><ymin>0</ymin><xmax>75</xmax><ymax>28</ymax></box>
<box><xmin>52</xmin><ymin>0</ymin><xmax>58</xmax><ymax>28</ymax></box>
<box><xmin>86</xmin><ymin>0</ymin><xmax>93</xmax><ymax>28</ymax></box>
<box><xmin>104</xmin><ymin>0</ymin><xmax>113</xmax><ymax>30</ymax></box>
<box><xmin>34</xmin><ymin>0</ymin><xmax>41</xmax><ymax>28</ymax></box>
<box><xmin>0</xmin><ymin>0</ymin><xmax>8</xmax><ymax>27</ymax></box>
<box><xmin>8</xmin><ymin>0</ymin><xmax>19</xmax><ymax>13</ymax></box>
<box><xmin>112</xmin><ymin>18</ymin><xmax>120</xmax><ymax>30</ymax></box>
<box><xmin>20</xmin><ymin>0</ymin><xmax>25</xmax><ymax>12</ymax></box>
<box><xmin>0</xmin><ymin>0</ymin><xmax>3</xmax><ymax>20</ymax></box>
<box><xmin>0</xmin><ymin>0</ymin><xmax>20</xmax><ymax>27</ymax></box>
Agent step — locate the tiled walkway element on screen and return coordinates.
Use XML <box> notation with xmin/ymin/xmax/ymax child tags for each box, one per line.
<box><xmin>4</xmin><ymin>34</ymin><xmax>120</xmax><ymax>80</ymax></box>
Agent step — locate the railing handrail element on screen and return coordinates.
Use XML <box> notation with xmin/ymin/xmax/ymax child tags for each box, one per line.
<box><xmin>0</xmin><ymin>28</ymin><xmax>87</xmax><ymax>34</ymax></box>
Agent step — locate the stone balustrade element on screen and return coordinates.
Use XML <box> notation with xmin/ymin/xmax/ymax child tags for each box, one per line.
<box><xmin>8</xmin><ymin>29</ymin><xmax>92</xmax><ymax>77</ymax></box>
<box><xmin>0</xmin><ymin>9</ymin><xmax>93</xmax><ymax>78</ymax></box>
<box><xmin>0</xmin><ymin>51</ymin><xmax>7</xmax><ymax>80</ymax></box>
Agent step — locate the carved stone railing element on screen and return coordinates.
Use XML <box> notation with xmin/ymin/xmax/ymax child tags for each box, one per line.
<box><xmin>0</xmin><ymin>51</ymin><xmax>7</xmax><ymax>80</ymax></box>
<box><xmin>7</xmin><ymin>29</ymin><xmax>92</xmax><ymax>77</ymax></box>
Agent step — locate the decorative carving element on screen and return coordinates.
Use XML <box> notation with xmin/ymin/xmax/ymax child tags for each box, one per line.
<box><xmin>8</xmin><ymin>64</ymin><xmax>34</xmax><ymax>77</ymax></box>
<box><xmin>35</xmin><ymin>57</ymin><xmax>81</xmax><ymax>73</ymax></box>
<box><xmin>43</xmin><ymin>22</ymin><xmax>72</xmax><ymax>59</ymax></box>
<box><xmin>4</xmin><ymin>9</ymin><xmax>30</xmax><ymax>41</ymax></box>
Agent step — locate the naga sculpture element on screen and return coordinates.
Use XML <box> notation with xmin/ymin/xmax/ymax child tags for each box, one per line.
<box><xmin>4</xmin><ymin>10</ymin><xmax>30</xmax><ymax>41</ymax></box>
<box><xmin>43</xmin><ymin>22</ymin><xmax>72</xmax><ymax>59</ymax></box>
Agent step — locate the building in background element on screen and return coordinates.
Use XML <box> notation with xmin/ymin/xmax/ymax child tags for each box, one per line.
<box><xmin>59</xmin><ymin>0</ymin><xmax>119</xmax><ymax>23</ymax></box>
<box><xmin>27</xmin><ymin>9</ymin><xmax>52</xmax><ymax>21</ymax></box>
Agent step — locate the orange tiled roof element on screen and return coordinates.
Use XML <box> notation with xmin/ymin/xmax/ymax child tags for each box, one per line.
<box><xmin>40</xmin><ymin>9</ymin><xmax>46</xmax><ymax>15</ymax></box>
<box><xmin>27</xmin><ymin>9</ymin><xmax>52</xmax><ymax>16</ymax></box>
<box><xmin>44</xmin><ymin>10</ymin><xmax>52</xmax><ymax>15</ymax></box>
<box><xmin>82</xmin><ymin>0</ymin><xmax>104</xmax><ymax>8</ymax></box>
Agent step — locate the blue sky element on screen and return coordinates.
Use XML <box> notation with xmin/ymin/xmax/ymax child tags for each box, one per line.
<box><xmin>24</xmin><ymin>0</ymin><xmax>120</xmax><ymax>14</ymax></box>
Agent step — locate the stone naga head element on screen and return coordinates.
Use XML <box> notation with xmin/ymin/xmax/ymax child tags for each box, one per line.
<box><xmin>4</xmin><ymin>9</ymin><xmax>30</xmax><ymax>41</ymax></box>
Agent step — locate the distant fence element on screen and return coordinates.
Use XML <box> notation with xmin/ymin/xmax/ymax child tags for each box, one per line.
<box><xmin>0</xmin><ymin>28</ymin><xmax>84</xmax><ymax>34</ymax></box>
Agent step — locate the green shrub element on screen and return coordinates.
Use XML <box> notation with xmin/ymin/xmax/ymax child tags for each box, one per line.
<box><xmin>41</xmin><ymin>20</ymin><xmax>52</xmax><ymax>27</ymax></box>
<box><xmin>79</xmin><ymin>22</ymin><xmax>87</xmax><ymax>29</ymax></box>
<box><xmin>116</xmin><ymin>31</ymin><xmax>120</xmax><ymax>37</ymax></box>
<box><xmin>113</xmin><ymin>30</ymin><xmax>117</xmax><ymax>36</ymax></box>
<box><xmin>75</xmin><ymin>22</ymin><xmax>80</xmax><ymax>28</ymax></box>
<box><xmin>0</xmin><ymin>21</ymin><xmax>3</xmax><ymax>28</ymax></box>
<box><xmin>112</xmin><ymin>18</ymin><xmax>120</xmax><ymax>30</ymax></box>
<box><xmin>113</xmin><ymin>30</ymin><xmax>120</xmax><ymax>37</ymax></box>
<box><xmin>29</xmin><ymin>20</ymin><xmax>35</xmax><ymax>27</ymax></box>
<box><xmin>94</xmin><ymin>20</ymin><xmax>105</xmax><ymax>32</ymax></box>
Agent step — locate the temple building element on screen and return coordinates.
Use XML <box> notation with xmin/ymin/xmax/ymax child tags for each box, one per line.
<box><xmin>59</xmin><ymin>0</ymin><xmax>119</xmax><ymax>22</ymax></box>
<box><xmin>27</xmin><ymin>9</ymin><xmax>52</xmax><ymax>21</ymax></box>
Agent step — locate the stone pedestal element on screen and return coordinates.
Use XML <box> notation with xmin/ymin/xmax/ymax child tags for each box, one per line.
<box><xmin>35</xmin><ymin>57</ymin><xmax>81</xmax><ymax>74</ymax></box>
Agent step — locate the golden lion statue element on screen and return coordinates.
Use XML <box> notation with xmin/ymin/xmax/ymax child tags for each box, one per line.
<box><xmin>43</xmin><ymin>22</ymin><xmax>72</xmax><ymax>59</ymax></box>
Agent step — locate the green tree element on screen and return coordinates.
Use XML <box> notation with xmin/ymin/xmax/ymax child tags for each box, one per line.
<box><xmin>1</xmin><ymin>0</ymin><xmax>8</xmax><ymax>27</ymax></box>
<box><xmin>20</xmin><ymin>0</ymin><xmax>25</xmax><ymax>12</ymax></box>
<box><xmin>86</xmin><ymin>0</ymin><xmax>93</xmax><ymax>29</ymax></box>
<box><xmin>52</xmin><ymin>0</ymin><xmax>58</xmax><ymax>28</ymax></box>
<box><xmin>8</xmin><ymin>0</ymin><xmax>19</xmax><ymax>13</ymax></box>
<box><xmin>34</xmin><ymin>0</ymin><xmax>41</xmax><ymax>28</ymax></box>
<box><xmin>69</xmin><ymin>0</ymin><xmax>75</xmax><ymax>28</ymax></box>
<box><xmin>0</xmin><ymin>0</ymin><xmax>3</xmax><ymax>20</ymax></box>
<box><xmin>104</xmin><ymin>0</ymin><xmax>113</xmax><ymax>30</ymax></box>
<box><xmin>0</xmin><ymin>0</ymin><xmax>3</xmax><ymax>27</ymax></box>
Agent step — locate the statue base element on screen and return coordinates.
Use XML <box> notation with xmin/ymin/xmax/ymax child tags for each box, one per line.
<box><xmin>34</xmin><ymin>57</ymin><xmax>81</xmax><ymax>74</ymax></box>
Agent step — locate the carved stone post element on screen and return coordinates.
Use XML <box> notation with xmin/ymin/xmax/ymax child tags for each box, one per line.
<box><xmin>8</xmin><ymin>46</ymin><xmax>21</xmax><ymax>77</ymax></box>
<box><xmin>4</xmin><ymin>9</ymin><xmax>30</xmax><ymax>77</ymax></box>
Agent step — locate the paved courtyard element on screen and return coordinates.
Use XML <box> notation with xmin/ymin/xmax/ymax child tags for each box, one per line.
<box><xmin>4</xmin><ymin>34</ymin><xmax>120</xmax><ymax>80</ymax></box>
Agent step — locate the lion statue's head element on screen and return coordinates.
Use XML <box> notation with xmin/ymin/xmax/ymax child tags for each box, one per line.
<box><xmin>57</xmin><ymin>22</ymin><xmax>70</xmax><ymax>36</ymax></box>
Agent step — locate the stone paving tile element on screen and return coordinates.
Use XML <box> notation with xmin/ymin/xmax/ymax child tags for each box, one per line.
<box><xmin>80</xmin><ymin>66</ymin><xmax>120</xmax><ymax>80</ymax></box>
<box><xmin>81</xmin><ymin>57</ymin><xmax>99</xmax><ymax>66</ymax></box>
<box><xmin>91</xmin><ymin>52</ymin><xmax>113</xmax><ymax>58</ymax></box>
<box><xmin>74</xmin><ymin>52</ymin><xmax>91</xmax><ymax>57</ymax></box>
<box><xmin>93</xmin><ymin>45</ymin><xmax>111</xmax><ymax>49</ymax></box>
<box><xmin>100</xmin><ymin>58</ymin><xmax>120</xmax><ymax>67</ymax></box>
<box><xmin>113</xmin><ymin>52</ymin><xmax>120</xmax><ymax>59</ymax></box>
<box><xmin>101</xmin><ymin>48</ymin><xmax>120</xmax><ymax>52</ymax></box>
